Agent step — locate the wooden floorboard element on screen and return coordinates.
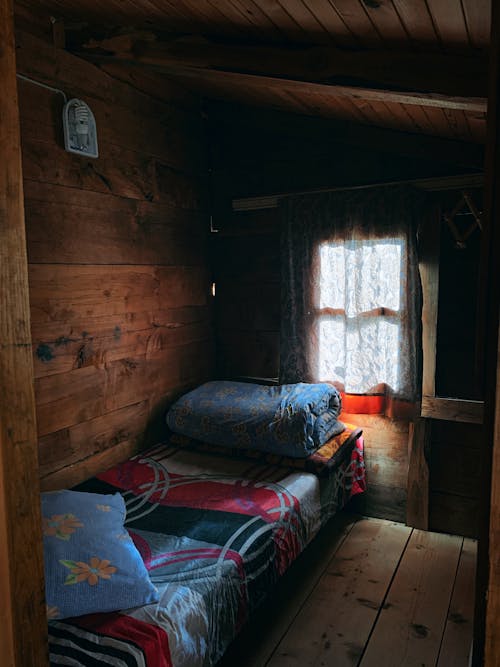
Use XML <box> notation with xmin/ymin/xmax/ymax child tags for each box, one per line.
<box><xmin>437</xmin><ymin>538</ymin><xmax>477</xmax><ymax>667</ymax></box>
<box><xmin>217</xmin><ymin>515</ymin><xmax>476</xmax><ymax>667</ymax></box>
<box><xmin>360</xmin><ymin>529</ymin><xmax>463</xmax><ymax>666</ymax></box>
<box><xmin>268</xmin><ymin>519</ymin><xmax>411</xmax><ymax>667</ymax></box>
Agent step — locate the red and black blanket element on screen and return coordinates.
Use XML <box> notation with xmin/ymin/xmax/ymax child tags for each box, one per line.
<box><xmin>49</xmin><ymin>430</ymin><xmax>365</xmax><ymax>666</ymax></box>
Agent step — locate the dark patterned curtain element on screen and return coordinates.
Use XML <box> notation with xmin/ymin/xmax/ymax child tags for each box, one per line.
<box><xmin>280</xmin><ymin>186</ymin><xmax>430</xmax><ymax>412</ymax></box>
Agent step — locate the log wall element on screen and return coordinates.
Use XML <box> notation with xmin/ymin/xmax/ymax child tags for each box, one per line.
<box><xmin>15</xmin><ymin>15</ymin><xmax>214</xmax><ymax>489</ymax></box>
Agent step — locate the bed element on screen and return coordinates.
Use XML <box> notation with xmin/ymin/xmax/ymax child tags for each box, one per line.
<box><xmin>45</xmin><ymin>382</ymin><xmax>366</xmax><ymax>667</ymax></box>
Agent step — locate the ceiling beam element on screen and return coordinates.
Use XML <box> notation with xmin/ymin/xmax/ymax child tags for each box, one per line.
<box><xmin>80</xmin><ymin>33</ymin><xmax>488</xmax><ymax>112</ymax></box>
<box><xmin>158</xmin><ymin>65</ymin><xmax>487</xmax><ymax>113</ymax></box>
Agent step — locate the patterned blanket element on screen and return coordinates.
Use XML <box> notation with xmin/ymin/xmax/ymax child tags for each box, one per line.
<box><xmin>49</xmin><ymin>435</ymin><xmax>365</xmax><ymax>666</ymax></box>
<box><xmin>166</xmin><ymin>381</ymin><xmax>343</xmax><ymax>458</ymax></box>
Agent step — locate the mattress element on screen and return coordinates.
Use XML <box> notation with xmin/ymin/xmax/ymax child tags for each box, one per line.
<box><xmin>48</xmin><ymin>434</ymin><xmax>365</xmax><ymax>667</ymax></box>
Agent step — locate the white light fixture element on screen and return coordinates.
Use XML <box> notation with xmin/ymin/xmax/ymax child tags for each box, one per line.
<box><xmin>62</xmin><ymin>98</ymin><xmax>98</xmax><ymax>158</ymax></box>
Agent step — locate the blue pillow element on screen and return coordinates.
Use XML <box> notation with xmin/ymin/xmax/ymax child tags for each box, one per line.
<box><xmin>42</xmin><ymin>489</ymin><xmax>158</xmax><ymax>620</ymax></box>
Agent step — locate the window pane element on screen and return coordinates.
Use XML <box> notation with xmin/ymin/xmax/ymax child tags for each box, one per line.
<box><xmin>344</xmin><ymin>316</ymin><xmax>401</xmax><ymax>392</ymax></box>
<box><xmin>318</xmin><ymin>243</ymin><xmax>345</xmax><ymax>309</ymax></box>
<box><xmin>317</xmin><ymin>237</ymin><xmax>405</xmax><ymax>394</ymax></box>
<box><xmin>318</xmin><ymin>316</ymin><xmax>345</xmax><ymax>382</ymax></box>
<box><xmin>317</xmin><ymin>315</ymin><xmax>401</xmax><ymax>393</ymax></box>
<box><xmin>319</xmin><ymin>239</ymin><xmax>404</xmax><ymax>315</ymax></box>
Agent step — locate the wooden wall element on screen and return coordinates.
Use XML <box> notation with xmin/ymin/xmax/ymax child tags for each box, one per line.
<box><xmin>213</xmin><ymin>208</ymin><xmax>281</xmax><ymax>381</ymax></box>
<box><xmin>429</xmin><ymin>421</ymin><xmax>482</xmax><ymax>538</ymax></box>
<box><xmin>15</xmin><ymin>13</ymin><xmax>214</xmax><ymax>489</ymax></box>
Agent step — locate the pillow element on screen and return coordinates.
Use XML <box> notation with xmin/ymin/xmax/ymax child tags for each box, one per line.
<box><xmin>42</xmin><ymin>489</ymin><xmax>158</xmax><ymax>620</ymax></box>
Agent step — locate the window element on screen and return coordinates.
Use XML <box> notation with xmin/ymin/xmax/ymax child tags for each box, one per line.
<box><xmin>314</xmin><ymin>235</ymin><xmax>406</xmax><ymax>395</ymax></box>
<box><xmin>280</xmin><ymin>187</ymin><xmax>423</xmax><ymax>409</ymax></box>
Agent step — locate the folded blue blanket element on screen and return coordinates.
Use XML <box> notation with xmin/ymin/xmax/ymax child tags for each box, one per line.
<box><xmin>166</xmin><ymin>380</ymin><xmax>343</xmax><ymax>458</ymax></box>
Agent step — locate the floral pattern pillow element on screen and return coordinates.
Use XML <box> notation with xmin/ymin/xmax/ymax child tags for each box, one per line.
<box><xmin>42</xmin><ymin>490</ymin><xmax>158</xmax><ymax>620</ymax></box>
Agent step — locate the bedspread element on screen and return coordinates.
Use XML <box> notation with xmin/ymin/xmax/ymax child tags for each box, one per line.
<box><xmin>48</xmin><ymin>435</ymin><xmax>365</xmax><ymax>667</ymax></box>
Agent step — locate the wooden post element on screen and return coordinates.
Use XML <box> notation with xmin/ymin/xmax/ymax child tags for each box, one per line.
<box><xmin>0</xmin><ymin>1</ymin><xmax>48</xmax><ymax>665</ymax></box>
<box><xmin>476</xmin><ymin>1</ymin><xmax>500</xmax><ymax>665</ymax></box>
<box><xmin>484</xmin><ymin>332</ymin><xmax>500</xmax><ymax>666</ymax></box>
<box><xmin>419</xmin><ymin>206</ymin><xmax>440</xmax><ymax>400</ymax></box>
<box><xmin>406</xmin><ymin>206</ymin><xmax>440</xmax><ymax>528</ymax></box>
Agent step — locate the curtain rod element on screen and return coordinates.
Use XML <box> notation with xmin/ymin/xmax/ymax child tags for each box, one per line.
<box><xmin>232</xmin><ymin>173</ymin><xmax>484</xmax><ymax>211</ymax></box>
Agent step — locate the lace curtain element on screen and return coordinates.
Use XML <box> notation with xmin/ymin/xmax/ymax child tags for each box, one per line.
<box><xmin>280</xmin><ymin>186</ymin><xmax>429</xmax><ymax>412</ymax></box>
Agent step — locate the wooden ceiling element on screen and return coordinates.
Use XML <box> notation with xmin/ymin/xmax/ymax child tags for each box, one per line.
<box><xmin>18</xmin><ymin>0</ymin><xmax>492</xmax><ymax>144</ymax></box>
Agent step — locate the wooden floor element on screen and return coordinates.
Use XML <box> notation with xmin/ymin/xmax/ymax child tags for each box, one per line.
<box><xmin>218</xmin><ymin>514</ymin><xmax>476</xmax><ymax>667</ymax></box>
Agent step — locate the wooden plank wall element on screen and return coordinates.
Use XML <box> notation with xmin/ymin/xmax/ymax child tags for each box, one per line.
<box><xmin>429</xmin><ymin>421</ymin><xmax>482</xmax><ymax>538</ymax></box>
<box><xmin>14</xmin><ymin>11</ymin><xmax>214</xmax><ymax>489</ymax></box>
<box><xmin>213</xmin><ymin>208</ymin><xmax>281</xmax><ymax>380</ymax></box>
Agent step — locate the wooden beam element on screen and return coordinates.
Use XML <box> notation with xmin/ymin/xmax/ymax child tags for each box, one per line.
<box><xmin>482</xmin><ymin>0</ymin><xmax>500</xmax><ymax>664</ymax></box>
<box><xmin>0</xmin><ymin>1</ymin><xmax>48</xmax><ymax>665</ymax></box>
<box><xmin>173</xmin><ymin>66</ymin><xmax>487</xmax><ymax>112</ymax></box>
<box><xmin>84</xmin><ymin>33</ymin><xmax>488</xmax><ymax>99</ymax></box>
<box><xmin>421</xmin><ymin>396</ymin><xmax>484</xmax><ymax>424</ymax></box>
<box><xmin>419</xmin><ymin>207</ymin><xmax>441</xmax><ymax>398</ymax></box>
<box><xmin>78</xmin><ymin>35</ymin><xmax>486</xmax><ymax>113</ymax></box>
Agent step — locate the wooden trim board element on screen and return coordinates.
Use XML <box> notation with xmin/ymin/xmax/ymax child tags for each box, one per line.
<box><xmin>421</xmin><ymin>396</ymin><xmax>484</xmax><ymax>424</ymax></box>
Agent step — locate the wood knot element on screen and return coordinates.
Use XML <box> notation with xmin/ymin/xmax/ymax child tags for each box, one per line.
<box><xmin>411</xmin><ymin>623</ymin><xmax>429</xmax><ymax>638</ymax></box>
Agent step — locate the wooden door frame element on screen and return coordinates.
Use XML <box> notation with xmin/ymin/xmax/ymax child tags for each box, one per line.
<box><xmin>0</xmin><ymin>1</ymin><xmax>48</xmax><ymax>664</ymax></box>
